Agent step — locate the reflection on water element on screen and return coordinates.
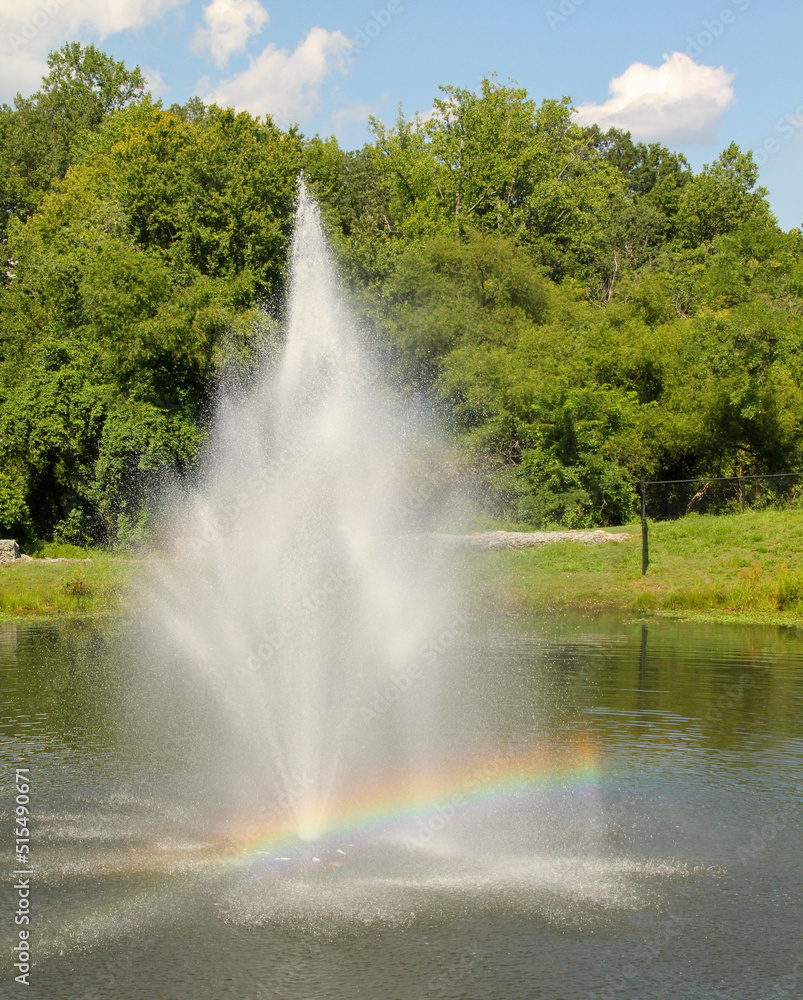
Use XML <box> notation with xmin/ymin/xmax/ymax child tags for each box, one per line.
<box><xmin>1</xmin><ymin>611</ymin><xmax>801</xmax><ymax>999</ymax></box>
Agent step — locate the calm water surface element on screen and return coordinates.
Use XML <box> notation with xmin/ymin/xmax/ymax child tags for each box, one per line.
<box><xmin>1</xmin><ymin>612</ymin><xmax>801</xmax><ymax>1000</ymax></box>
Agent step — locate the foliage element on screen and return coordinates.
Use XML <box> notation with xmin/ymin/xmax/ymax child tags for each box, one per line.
<box><xmin>1</xmin><ymin>59</ymin><xmax>301</xmax><ymax>543</ymax></box>
<box><xmin>2</xmin><ymin>52</ymin><xmax>803</xmax><ymax>543</ymax></box>
<box><xmin>0</xmin><ymin>43</ymin><xmax>146</xmax><ymax>243</ymax></box>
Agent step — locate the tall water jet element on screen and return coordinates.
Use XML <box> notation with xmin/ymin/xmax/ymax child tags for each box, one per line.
<box><xmin>130</xmin><ymin>181</ymin><xmax>466</xmax><ymax>846</ymax></box>
<box><xmin>8</xmin><ymin>185</ymin><xmax>713</xmax><ymax>969</ymax></box>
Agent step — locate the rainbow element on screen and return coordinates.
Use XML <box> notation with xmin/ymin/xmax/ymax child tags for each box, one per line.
<box><xmin>224</xmin><ymin>739</ymin><xmax>601</xmax><ymax>862</ymax></box>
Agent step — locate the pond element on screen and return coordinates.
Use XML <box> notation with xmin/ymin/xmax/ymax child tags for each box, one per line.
<box><xmin>1</xmin><ymin>612</ymin><xmax>801</xmax><ymax>1000</ymax></box>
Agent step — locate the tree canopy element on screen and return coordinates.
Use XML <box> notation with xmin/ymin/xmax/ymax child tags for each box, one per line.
<box><xmin>2</xmin><ymin>50</ymin><xmax>802</xmax><ymax>543</ymax></box>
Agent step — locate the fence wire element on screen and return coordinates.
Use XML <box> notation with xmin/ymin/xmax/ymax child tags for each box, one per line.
<box><xmin>639</xmin><ymin>473</ymin><xmax>803</xmax><ymax>574</ymax></box>
<box><xmin>644</xmin><ymin>473</ymin><xmax>803</xmax><ymax>522</ymax></box>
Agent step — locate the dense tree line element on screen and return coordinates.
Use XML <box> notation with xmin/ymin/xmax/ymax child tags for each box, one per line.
<box><xmin>2</xmin><ymin>48</ymin><xmax>802</xmax><ymax>544</ymax></box>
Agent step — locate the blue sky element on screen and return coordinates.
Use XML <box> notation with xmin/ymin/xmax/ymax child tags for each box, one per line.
<box><xmin>3</xmin><ymin>0</ymin><xmax>802</xmax><ymax>229</ymax></box>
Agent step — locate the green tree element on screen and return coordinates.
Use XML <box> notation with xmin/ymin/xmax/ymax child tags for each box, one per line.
<box><xmin>676</xmin><ymin>142</ymin><xmax>772</xmax><ymax>247</ymax></box>
<box><xmin>3</xmin><ymin>53</ymin><xmax>802</xmax><ymax>541</ymax></box>
<box><xmin>0</xmin><ymin>43</ymin><xmax>146</xmax><ymax>243</ymax></box>
<box><xmin>381</xmin><ymin>230</ymin><xmax>548</xmax><ymax>389</ymax></box>
<box><xmin>0</xmin><ymin>93</ymin><xmax>300</xmax><ymax>543</ymax></box>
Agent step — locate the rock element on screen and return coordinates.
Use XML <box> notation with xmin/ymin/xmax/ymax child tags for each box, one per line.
<box><xmin>432</xmin><ymin>530</ymin><xmax>632</xmax><ymax>551</ymax></box>
<box><xmin>0</xmin><ymin>539</ymin><xmax>20</xmax><ymax>563</ymax></box>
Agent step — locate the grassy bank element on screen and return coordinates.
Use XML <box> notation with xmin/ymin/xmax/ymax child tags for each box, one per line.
<box><xmin>3</xmin><ymin>509</ymin><xmax>803</xmax><ymax>625</ymax></box>
<box><xmin>0</xmin><ymin>555</ymin><xmax>134</xmax><ymax>619</ymax></box>
<box><xmin>466</xmin><ymin>509</ymin><xmax>803</xmax><ymax>627</ymax></box>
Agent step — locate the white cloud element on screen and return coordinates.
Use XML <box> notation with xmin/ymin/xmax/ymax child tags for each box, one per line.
<box><xmin>2</xmin><ymin>0</ymin><xmax>187</xmax><ymax>40</ymax></box>
<box><xmin>0</xmin><ymin>42</ymin><xmax>47</xmax><ymax>102</ymax></box>
<box><xmin>0</xmin><ymin>0</ymin><xmax>187</xmax><ymax>103</ymax></box>
<box><xmin>412</xmin><ymin>104</ymin><xmax>439</xmax><ymax>127</ymax></box>
<box><xmin>202</xmin><ymin>26</ymin><xmax>352</xmax><ymax>123</ymax></box>
<box><xmin>412</xmin><ymin>100</ymin><xmax>456</xmax><ymax>129</ymax></box>
<box><xmin>142</xmin><ymin>65</ymin><xmax>168</xmax><ymax>98</ymax></box>
<box><xmin>192</xmin><ymin>0</ymin><xmax>269</xmax><ymax>67</ymax></box>
<box><xmin>331</xmin><ymin>101</ymin><xmax>378</xmax><ymax>129</ymax></box>
<box><xmin>574</xmin><ymin>52</ymin><xmax>735</xmax><ymax>145</ymax></box>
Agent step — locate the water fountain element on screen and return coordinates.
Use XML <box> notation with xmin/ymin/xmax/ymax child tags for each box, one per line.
<box><xmin>131</xmin><ymin>179</ymin><xmax>472</xmax><ymax>850</ymax></box>
<box><xmin>10</xmin><ymin>182</ymin><xmax>796</xmax><ymax>1000</ymax></box>
<box><xmin>124</xmin><ymin>181</ymin><xmax>605</xmax><ymax>893</ymax></box>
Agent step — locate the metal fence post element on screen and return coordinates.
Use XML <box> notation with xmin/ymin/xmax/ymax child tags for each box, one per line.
<box><xmin>639</xmin><ymin>623</ymin><xmax>648</xmax><ymax>683</ymax></box>
<box><xmin>740</xmin><ymin>475</ymin><xmax>745</xmax><ymax>513</ymax></box>
<box><xmin>641</xmin><ymin>481</ymin><xmax>649</xmax><ymax>576</ymax></box>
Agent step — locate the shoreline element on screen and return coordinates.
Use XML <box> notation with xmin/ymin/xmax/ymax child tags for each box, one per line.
<box><xmin>463</xmin><ymin>510</ymin><xmax>803</xmax><ymax>629</ymax></box>
<box><xmin>2</xmin><ymin>509</ymin><xmax>803</xmax><ymax>629</ymax></box>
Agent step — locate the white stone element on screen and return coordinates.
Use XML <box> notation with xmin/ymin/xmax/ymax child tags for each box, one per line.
<box><xmin>0</xmin><ymin>540</ymin><xmax>20</xmax><ymax>563</ymax></box>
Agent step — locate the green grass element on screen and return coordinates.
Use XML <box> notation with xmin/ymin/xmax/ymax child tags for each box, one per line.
<box><xmin>4</xmin><ymin>508</ymin><xmax>803</xmax><ymax>625</ymax></box>
<box><xmin>24</xmin><ymin>540</ymin><xmax>99</xmax><ymax>559</ymax></box>
<box><xmin>0</xmin><ymin>555</ymin><xmax>134</xmax><ymax>619</ymax></box>
<box><xmin>463</xmin><ymin>509</ymin><xmax>803</xmax><ymax>626</ymax></box>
